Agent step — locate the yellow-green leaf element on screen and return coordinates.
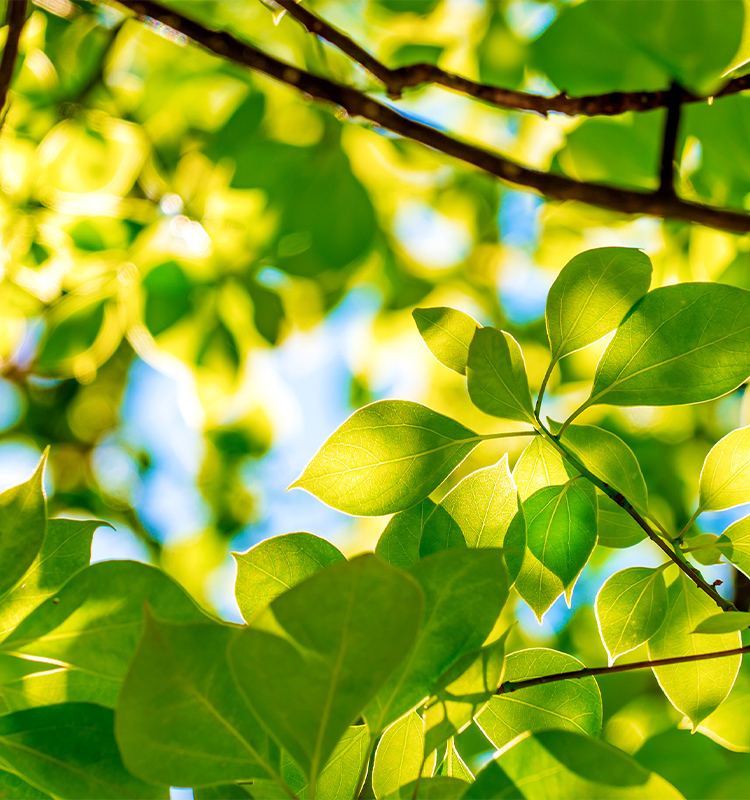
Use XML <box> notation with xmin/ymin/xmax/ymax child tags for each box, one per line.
<box><xmin>413</xmin><ymin>307</ymin><xmax>479</xmax><ymax>375</ymax></box>
<box><xmin>699</xmin><ymin>425</ymin><xmax>750</xmax><ymax>512</ymax></box>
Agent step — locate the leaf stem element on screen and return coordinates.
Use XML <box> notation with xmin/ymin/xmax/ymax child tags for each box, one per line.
<box><xmin>557</xmin><ymin>399</ymin><xmax>592</xmax><ymax>436</ymax></box>
<box><xmin>676</xmin><ymin>507</ymin><xmax>702</xmax><ymax>543</ymax></box>
<box><xmin>536</xmin><ymin>423</ymin><xmax>735</xmax><ymax>612</ymax></box>
<box><xmin>497</xmin><ymin>643</ymin><xmax>750</xmax><ymax>694</ymax></box>
<box><xmin>0</xmin><ymin>0</ymin><xmax>27</xmax><ymax>133</ymax></box>
<box><xmin>478</xmin><ymin>429</ymin><xmax>539</xmax><ymax>442</ymax></box>
<box><xmin>534</xmin><ymin>361</ymin><xmax>556</xmax><ymax>418</ymax></box>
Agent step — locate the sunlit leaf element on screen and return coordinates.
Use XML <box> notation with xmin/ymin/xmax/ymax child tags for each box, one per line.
<box><xmin>229</xmin><ymin>555</ymin><xmax>423</xmax><ymax>789</ymax></box>
<box><xmin>372</xmin><ymin>711</ymin><xmax>436</xmax><ymax>799</ymax></box>
<box><xmin>699</xmin><ymin>426</ymin><xmax>750</xmax><ymax>512</ymax></box>
<box><xmin>419</xmin><ymin>456</ymin><xmax>525</xmax><ymax>583</ymax></box>
<box><xmin>477</xmin><ymin>648</ymin><xmax>602</xmax><ymax>750</ymax></box>
<box><xmin>514</xmin><ymin>481</ymin><xmax>597</xmax><ymax>619</ymax></box>
<box><xmin>413</xmin><ymin>307</ymin><xmax>479</xmax><ymax>375</ymax></box>
<box><xmin>233</xmin><ymin>532</ymin><xmax>346</xmax><ymax>623</ymax></box>
<box><xmin>116</xmin><ymin>612</ymin><xmax>279</xmax><ymax>788</ymax></box>
<box><xmin>587</xmin><ymin>284</ymin><xmax>750</xmax><ymax>409</ymax></box>
<box><xmin>0</xmin><ymin>455</ymin><xmax>46</xmax><ymax>599</ymax></box>
<box><xmin>0</xmin><ymin>561</ymin><xmax>208</xmax><ymax>707</ymax></box>
<box><xmin>0</xmin><ymin>517</ymin><xmax>106</xmax><ymax>638</ymax></box>
<box><xmin>290</xmin><ymin>400</ymin><xmax>481</xmax><ymax>515</ymax></box>
<box><xmin>545</xmin><ymin>247</ymin><xmax>651</xmax><ymax>363</ymax></box>
<box><xmin>648</xmin><ymin>574</ymin><xmax>741</xmax><ymax>728</ymax></box>
<box><xmin>597</xmin><ymin>495</ymin><xmax>647</xmax><ymax>548</ymax></box>
<box><xmin>596</xmin><ymin>566</ymin><xmax>668</xmax><ymax>663</ymax></box>
<box><xmin>467</xmin><ymin>328</ymin><xmax>535</xmax><ymax>424</ymax></box>
<box><xmin>383</xmin><ymin>777</ymin><xmax>470</xmax><ymax>799</ymax></box>
<box><xmin>512</xmin><ymin>437</ymin><xmax>575</xmax><ymax>502</ymax></box>
<box><xmin>716</xmin><ymin>515</ymin><xmax>750</xmax><ymax>577</ymax></box>
<box><xmin>436</xmin><ymin>740</ymin><xmax>473</xmax><ymax>782</ymax></box>
<box><xmin>463</xmin><ymin>760</ymin><xmax>524</xmax><ymax>799</ymax></box>
<box><xmin>365</xmin><ymin>549</ymin><xmax>509</xmax><ymax>736</ymax></box>
<box><xmin>693</xmin><ymin>611</ymin><xmax>750</xmax><ymax>634</ymax></box>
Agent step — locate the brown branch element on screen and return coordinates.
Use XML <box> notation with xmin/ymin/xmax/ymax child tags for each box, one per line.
<box><xmin>113</xmin><ymin>0</ymin><xmax>750</xmax><ymax>234</ymax></box>
<box><xmin>498</xmin><ymin>643</ymin><xmax>750</xmax><ymax>695</ymax></box>
<box><xmin>272</xmin><ymin>0</ymin><xmax>750</xmax><ymax>117</ymax></box>
<box><xmin>658</xmin><ymin>82</ymin><xmax>682</xmax><ymax>197</ymax></box>
<box><xmin>0</xmin><ymin>0</ymin><xmax>28</xmax><ymax>131</ymax></box>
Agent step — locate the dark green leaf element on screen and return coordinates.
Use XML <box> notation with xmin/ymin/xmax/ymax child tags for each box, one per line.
<box><xmin>384</xmin><ymin>777</ymin><xmax>469</xmax><ymax>799</ymax></box>
<box><xmin>376</xmin><ymin>499</ymin><xmax>436</xmax><ymax>571</ymax></box>
<box><xmin>229</xmin><ymin>555</ymin><xmax>423</xmax><ymax>789</ymax></box>
<box><xmin>597</xmin><ymin>495</ymin><xmax>647</xmax><ymax>548</ymax></box>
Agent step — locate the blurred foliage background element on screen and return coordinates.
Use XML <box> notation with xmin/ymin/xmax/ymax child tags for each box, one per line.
<box><xmin>3</xmin><ymin>0</ymin><xmax>750</xmax><ymax>791</ymax></box>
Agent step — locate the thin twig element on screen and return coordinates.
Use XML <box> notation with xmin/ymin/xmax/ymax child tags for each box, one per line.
<box><xmin>113</xmin><ymin>0</ymin><xmax>750</xmax><ymax>234</ymax></box>
<box><xmin>497</xmin><ymin>643</ymin><xmax>750</xmax><ymax>694</ymax></box>
<box><xmin>0</xmin><ymin>0</ymin><xmax>28</xmax><ymax>132</ymax></box>
<box><xmin>271</xmin><ymin>0</ymin><xmax>750</xmax><ymax>117</ymax></box>
<box><xmin>658</xmin><ymin>81</ymin><xmax>683</xmax><ymax>197</ymax></box>
<box><xmin>539</xmin><ymin>424</ymin><xmax>735</xmax><ymax>612</ymax></box>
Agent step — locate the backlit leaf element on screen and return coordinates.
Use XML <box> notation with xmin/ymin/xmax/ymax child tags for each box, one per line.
<box><xmin>477</xmin><ymin>648</ymin><xmax>602</xmax><ymax>749</ymax></box>
<box><xmin>717</xmin><ymin>515</ymin><xmax>750</xmax><ymax>577</ymax></box>
<box><xmin>545</xmin><ymin>247</ymin><xmax>651</xmax><ymax>363</ymax></box>
<box><xmin>514</xmin><ymin>481</ymin><xmax>598</xmax><ymax>619</ymax></box>
<box><xmin>699</xmin><ymin>426</ymin><xmax>750</xmax><ymax>512</ymax></box>
<box><xmin>512</xmin><ymin>437</ymin><xmax>575</xmax><ymax>502</ymax></box>
<box><xmin>597</xmin><ymin>495</ymin><xmax>647</xmax><ymax>548</ymax></box>
<box><xmin>0</xmin><ymin>455</ymin><xmax>46</xmax><ymax>599</ymax></box>
<box><xmin>587</xmin><ymin>283</ymin><xmax>750</xmax><ymax>409</ymax></box>
<box><xmin>229</xmin><ymin>555</ymin><xmax>423</xmax><ymax>789</ymax></box>
<box><xmin>233</xmin><ymin>532</ymin><xmax>346</xmax><ymax>623</ymax></box>
<box><xmin>384</xmin><ymin>777</ymin><xmax>470</xmax><ymax>799</ymax></box>
<box><xmin>693</xmin><ymin>611</ymin><xmax>750</xmax><ymax>634</ymax></box>
<box><xmin>436</xmin><ymin>741</ymin><xmax>473</xmax><ymax>782</ymax></box>
<box><xmin>372</xmin><ymin>711</ymin><xmax>436</xmax><ymax>799</ymax></box>
<box><xmin>596</xmin><ymin>566</ymin><xmax>668</xmax><ymax>663</ymax></box>
<box><xmin>365</xmin><ymin>549</ymin><xmax>509</xmax><ymax>736</ymax></box>
<box><xmin>419</xmin><ymin>455</ymin><xmax>525</xmax><ymax>583</ymax></box>
<box><xmin>463</xmin><ymin>761</ymin><xmax>524</xmax><ymax>799</ymax></box>
<box><xmin>291</xmin><ymin>400</ymin><xmax>481</xmax><ymax>515</ymax></box>
<box><xmin>467</xmin><ymin>327</ymin><xmax>535</xmax><ymax>424</ymax></box>
<box><xmin>413</xmin><ymin>307</ymin><xmax>479</xmax><ymax>375</ymax></box>
<box><xmin>648</xmin><ymin>574</ymin><xmax>741</xmax><ymax>728</ymax></box>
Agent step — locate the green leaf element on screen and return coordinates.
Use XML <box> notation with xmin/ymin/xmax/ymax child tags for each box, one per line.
<box><xmin>512</xmin><ymin>437</ymin><xmax>575</xmax><ymax>502</ymax></box>
<box><xmin>648</xmin><ymin>573</ymin><xmax>741</xmax><ymax>728</ymax></box>
<box><xmin>463</xmin><ymin>761</ymin><xmax>524</xmax><ymax>799</ymax></box>
<box><xmin>0</xmin><ymin>517</ymin><xmax>107</xmax><ymax>638</ymax></box>
<box><xmin>514</xmin><ymin>481</ymin><xmax>598</xmax><ymax>619</ymax></box>
<box><xmin>699</xmin><ymin>425</ymin><xmax>750</xmax><ymax>512</ymax></box>
<box><xmin>423</xmin><ymin>633</ymin><xmax>507</xmax><ymax>756</ymax></box>
<box><xmin>597</xmin><ymin>495</ymin><xmax>647</xmax><ymax>548</ymax></box>
<box><xmin>716</xmin><ymin>515</ymin><xmax>750</xmax><ymax>577</ymax></box>
<box><xmin>587</xmin><ymin>283</ymin><xmax>750</xmax><ymax>409</ymax></box>
<box><xmin>545</xmin><ymin>247</ymin><xmax>651</xmax><ymax>363</ymax></box>
<box><xmin>372</xmin><ymin>711</ymin><xmax>436</xmax><ymax>799</ymax></box>
<box><xmin>0</xmin><ymin>454</ymin><xmax>47</xmax><ymax>599</ymax></box>
<box><xmin>0</xmin><ymin>703</ymin><xmax>166</xmax><ymax>799</ymax></box>
<box><xmin>494</xmin><ymin>730</ymin><xmax>682</xmax><ymax>799</ymax></box>
<box><xmin>685</xmin><ymin>533</ymin><xmax>723</xmax><ymax>566</ymax></box>
<box><xmin>0</xmin><ymin>767</ymin><xmax>54</xmax><ymax>799</ymax></box>
<box><xmin>556</xmin><ymin>423</ymin><xmax>649</xmax><ymax>515</ymax></box>
<box><xmin>413</xmin><ymin>307</ymin><xmax>479</xmax><ymax>375</ymax></box>
<box><xmin>116</xmin><ymin>612</ymin><xmax>280</xmax><ymax>789</ymax></box>
<box><xmin>419</xmin><ymin>455</ymin><xmax>525</xmax><ymax>584</ymax></box>
<box><xmin>365</xmin><ymin>549</ymin><xmax>509</xmax><ymax>736</ymax></box>
<box><xmin>477</xmin><ymin>648</ymin><xmax>602</xmax><ymax>750</ymax></box>
<box><xmin>280</xmin><ymin>725</ymin><xmax>370</xmax><ymax>799</ymax></box>
<box><xmin>290</xmin><ymin>400</ymin><xmax>481</xmax><ymax>515</ymax></box>
<box><xmin>693</xmin><ymin>611</ymin><xmax>750</xmax><ymax>634</ymax></box>
<box><xmin>693</xmin><ymin>671</ymin><xmax>750</xmax><ymax>752</ymax></box>
<box><xmin>466</xmin><ymin>327</ymin><xmax>535</xmax><ymax>424</ymax></box>
<box><xmin>0</xmin><ymin>560</ymin><xmax>208</xmax><ymax>707</ymax></box>
<box><xmin>436</xmin><ymin>741</ymin><xmax>472</xmax><ymax>782</ymax></box>
<box><xmin>233</xmin><ymin>532</ymin><xmax>346</xmax><ymax>623</ymax></box>
<box><xmin>596</xmin><ymin>566</ymin><xmax>668</xmax><ymax>664</ymax></box>
<box><xmin>384</xmin><ymin>777</ymin><xmax>470</xmax><ymax>799</ymax></box>
<box><xmin>193</xmin><ymin>786</ymin><xmax>252</xmax><ymax>800</ymax></box>
<box><xmin>229</xmin><ymin>554</ymin><xmax>423</xmax><ymax>789</ymax></box>
<box><xmin>376</xmin><ymin>499</ymin><xmax>436</xmax><ymax>571</ymax></box>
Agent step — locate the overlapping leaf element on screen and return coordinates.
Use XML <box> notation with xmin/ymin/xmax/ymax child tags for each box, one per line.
<box><xmin>413</xmin><ymin>307</ymin><xmax>479</xmax><ymax>375</ymax></box>
<box><xmin>699</xmin><ymin>426</ymin><xmax>750</xmax><ymax>512</ymax></box>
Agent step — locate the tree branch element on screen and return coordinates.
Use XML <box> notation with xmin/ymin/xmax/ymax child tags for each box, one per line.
<box><xmin>0</xmin><ymin>0</ymin><xmax>28</xmax><ymax>132</ymax></box>
<box><xmin>115</xmin><ymin>0</ymin><xmax>750</xmax><ymax>234</ymax></box>
<box><xmin>272</xmin><ymin>0</ymin><xmax>750</xmax><ymax>117</ymax></box>
<box><xmin>497</xmin><ymin>643</ymin><xmax>750</xmax><ymax>695</ymax></box>
<box><xmin>658</xmin><ymin>81</ymin><xmax>683</xmax><ymax>197</ymax></box>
